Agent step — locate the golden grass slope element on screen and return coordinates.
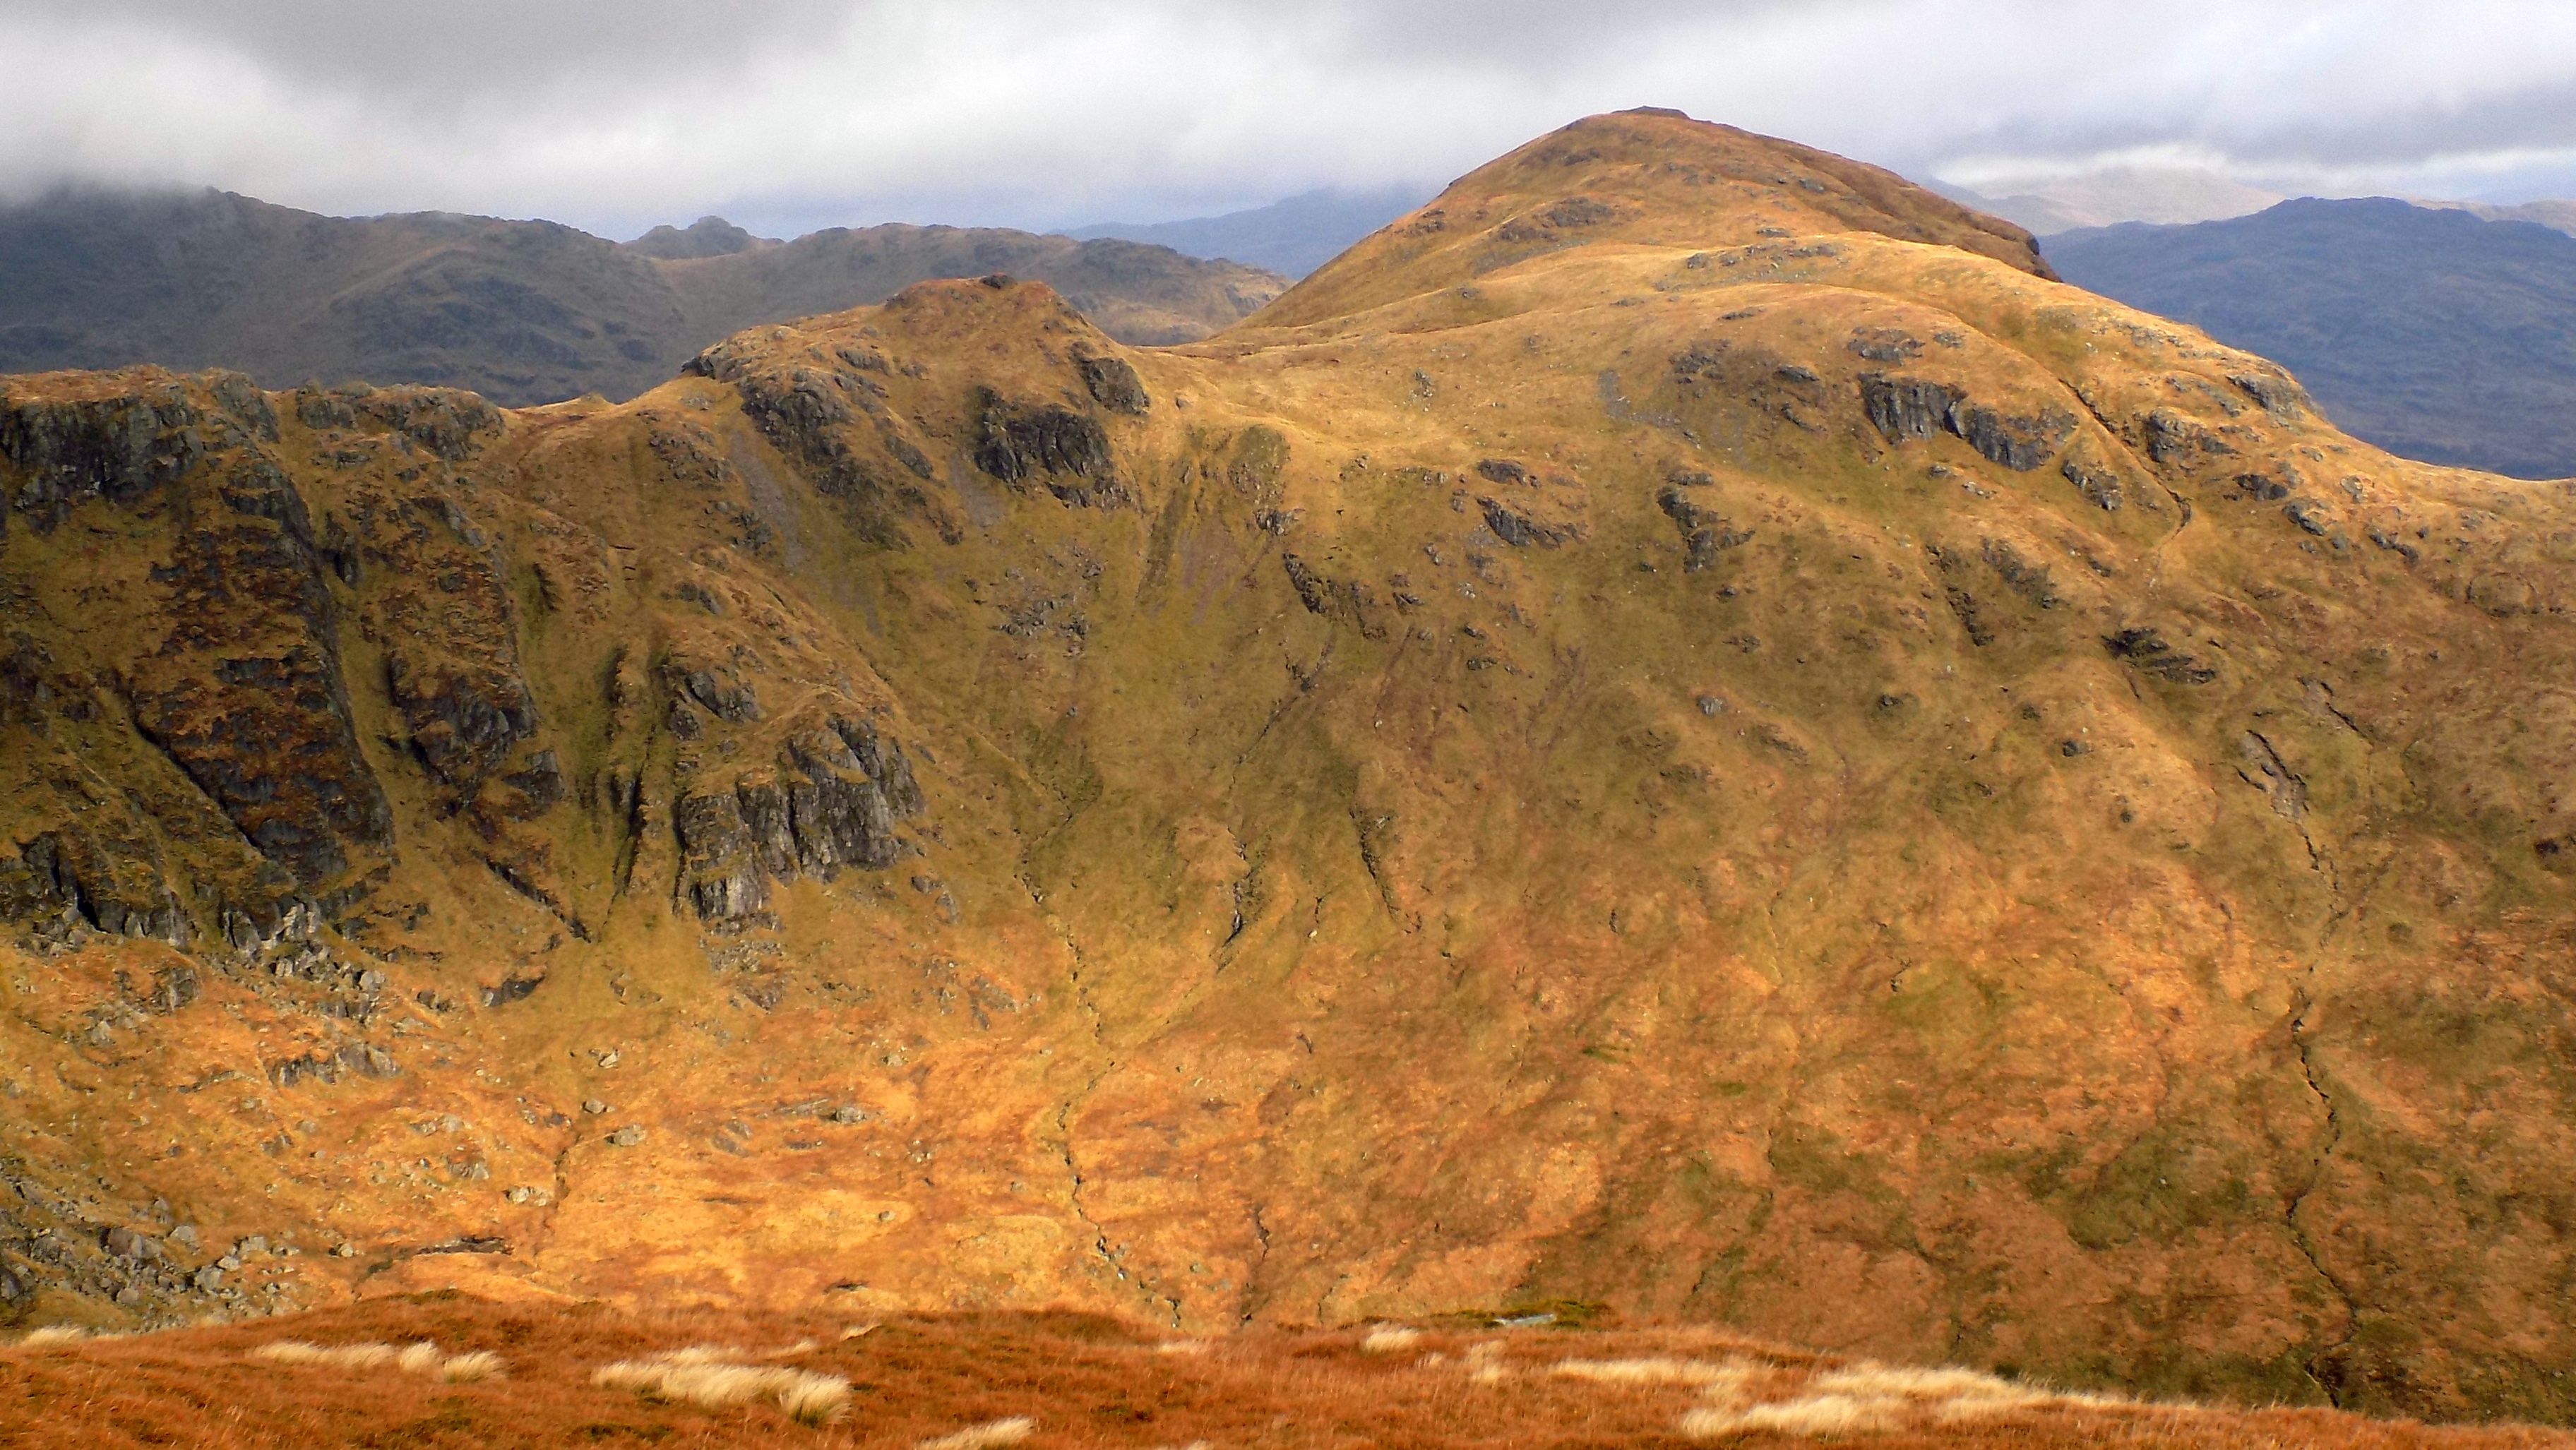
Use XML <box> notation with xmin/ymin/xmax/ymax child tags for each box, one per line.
<box><xmin>4</xmin><ymin>110</ymin><xmax>2576</xmax><ymax>1432</ymax></box>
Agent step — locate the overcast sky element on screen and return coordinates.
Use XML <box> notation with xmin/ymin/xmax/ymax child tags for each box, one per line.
<box><xmin>1</xmin><ymin>0</ymin><xmax>2570</xmax><ymax>238</ymax></box>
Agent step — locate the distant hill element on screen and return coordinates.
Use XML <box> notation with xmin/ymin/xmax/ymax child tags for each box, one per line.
<box><xmin>1067</xmin><ymin>185</ymin><xmax>1429</xmax><ymax>277</ymax></box>
<box><xmin>624</xmin><ymin>215</ymin><xmax>777</xmax><ymax>260</ymax></box>
<box><xmin>1933</xmin><ymin>167</ymin><xmax>2287</xmax><ymax>234</ymax></box>
<box><xmin>2048</xmin><ymin>197</ymin><xmax>2576</xmax><ymax>478</ymax></box>
<box><xmin>2421</xmin><ymin>197</ymin><xmax>2576</xmax><ymax>236</ymax></box>
<box><xmin>0</xmin><ymin>188</ymin><xmax>1285</xmax><ymax>405</ymax></box>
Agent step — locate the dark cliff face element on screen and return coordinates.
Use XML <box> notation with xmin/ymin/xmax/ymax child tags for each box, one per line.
<box><xmin>3</xmin><ymin>374</ymin><xmax>394</xmax><ymax>942</ymax></box>
<box><xmin>0</xmin><ymin>363</ymin><xmax>947</xmax><ymax>950</ymax></box>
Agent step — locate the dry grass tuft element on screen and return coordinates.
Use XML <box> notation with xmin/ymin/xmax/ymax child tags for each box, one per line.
<box><xmin>1465</xmin><ymin>1341</ymin><xmax>1508</xmax><ymax>1385</ymax></box>
<box><xmin>253</xmin><ymin>1337</ymin><xmax>505</xmax><ymax>1382</ymax></box>
<box><xmin>594</xmin><ymin>1347</ymin><xmax>852</xmax><ymax>1425</ymax></box>
<box><xmin>1359</xmin><ymin>1324</ymin><xmax>1421</xmax><ymax>1353</ymax></box>
<box><xmin>1682</xmin><ymin>1391</ymin><xmax>1900</xmax><ymax>1439</ymax></box>
<box><xmin>1553</xmin><ymin>1355</ymin><xmax>1751</xmax><ymax>1389</ymax></box>
<box><xmin>253</xmin><ymin>1340</ymin><xmax>398</xmax><ymax>1371</ymax></box>
<box><xmin>1667</xmin><ymin>1359</ymin><xmax>2152</xmax><ymax>1439</ymax></box>
<box><xmin>916</xmin><ymin>1415</ymin><xmax>1034</xmax><ymax>1450</ymax></box>
<box><xmin>1154</xmin><ymin>1338</ymin><xmax>1211</xmax><ymax>1355</ymax></box>
<box><xmin>1811</xmin><ymin>1363</ymin><xmax>2046</xmax><ymax>1404</ymax></box>
<box><xmin>441</xmin><ymin>1349</ymin><xmax>508</xmax><ymax>1383</ymax></box>
<box><xmin>16</xmin><ymin>1326</ymin><xmax>94</xmax><ymax>1348</ymax></box>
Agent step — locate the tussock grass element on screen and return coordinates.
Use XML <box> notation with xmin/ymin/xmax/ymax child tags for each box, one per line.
<box><xmin>254</xmin><ymin>1340</ymin><xmax>398</xmax><ymax>1370</ymax></box>
<box><xmin>16</xmin><ymin>1326</ymin><xmax>95</xmax><ymax>1348</ymax></box>
<box><xmin>1811</xmin><ymin>1363</ymin><xmax>2041</xmax><ymax>1403</ymax></box>
<box><xmin>1668</xmin><ymin>1359</ymin><xmax>2154</xmax><ymax>1439</ymax></box>
<box><xmin>594</xmin><ymin>1346</ymin><xmax>851</xmax><ymax>1425</ymax></box>
<box><xmin>440</xmin><ymin>1349</ymin><xmax>507</xmax><ymax>1383</ymax></box>
<box><xmin>1359</xmin><ymin>1324</ymin><xmax>1421</xmax><ymax>1353</ymax></box>
<box><xmin>1153</xmin><ymin>1338</ymin><xmax>1211</xmax><ymax>1355</ymax></box>
<box><xmin>1681</xmin><ymin>1391</ymin><xmax>1898</xmax><ymax>1439</ymax></box>
<box><xmin>253</xmin><ymin>1338</ymin><xmax>505</xmax><ymax>1382</ymax></box>
<box><xmin>916</xmin><ymin>1415</ymin><xmax>1034</xmax><ymax>1449</ymax></box>
<box><xmin>1465</xmin><ymin>1340</ymin><xmax>1508</xmax><ymax>1385</ymax></box>
<box><xmin>1552</xmin><ymin>1355</ymin><xmax>1752</xmax><ymax>1389</ymax></box>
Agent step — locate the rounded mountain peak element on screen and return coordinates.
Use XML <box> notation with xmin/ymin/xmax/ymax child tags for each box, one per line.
<box><xmin>1252</xmin><ymin>108</ymin><xmax>2051</xmax><ymax>329</ymax></box>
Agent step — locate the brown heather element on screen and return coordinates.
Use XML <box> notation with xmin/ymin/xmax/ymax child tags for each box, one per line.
<box><xmin>6</xmin><ymin>1297</ymin><xmax>2575</xmax><ymax>1448</ymax></box>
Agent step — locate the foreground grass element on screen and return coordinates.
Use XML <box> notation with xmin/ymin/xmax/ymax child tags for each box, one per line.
<box><xmin>1</xmin><ymin>1295</ymin><xmax>2570</xmax><ymax>1448</ymax></box>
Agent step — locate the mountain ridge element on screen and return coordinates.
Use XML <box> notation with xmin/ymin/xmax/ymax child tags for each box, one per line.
<box><xmin>0</xmin><ymin>186</ymin><xmax>1284</xmax><ymax>407</ymax></box>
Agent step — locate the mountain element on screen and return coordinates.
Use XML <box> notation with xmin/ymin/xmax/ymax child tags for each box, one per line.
<box><xmin>622</xmin><ymin>215</ymin><xmax>778</xmax><ymax>260</ymax></box>
<box><xmin>2418</xmin><ymin>197</ymin><xmax>2576</xmax><ymax>238</ymax></box>
<box><xmin>8</xmin><ymin>108</ymin><xmax>2576</xmax><ymax>1427</ymax></box>
<box><xmin>1932</xmin><ymin>167</ymin><xmax>2287</xmax><ymax>234</ymax></box>
<box><xmin>0</xmin><ymin>189</ymin><xmax>1285</xmax><ymax>406</ymax></box>
<box><xmin>2047</xmin><ymin>198</ymin><xmax>2576</xmax><ymax>478</ymax></box>
<box><xmin>1067</xmin><ymin>184</ymin><xmax>1429</xmax><ymax>277</ymax></box>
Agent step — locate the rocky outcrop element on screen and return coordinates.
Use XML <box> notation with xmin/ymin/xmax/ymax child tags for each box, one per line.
<box><xmin>675</xmin><ymin>716</ymin><xmax>926</xmax><ymax>920</ymax></box>
<box><xmin>1858</xmin><ymin>373</ymin><xmax>2075</xmax><ymax>469</ymax></box>
<box><xmin>1478</xmin><ymin>496</ymin><xmax>1575</xmax><ymax>547</ymax></box>
<box><xmin>0</xmin><ymin>371</ymin><xmax>272</xmax><ymax>529</ymax></box>
<box><xmin>0</xmin><ymin>832</ymin><xmax>186</xmax><ymax>943</ymax></box>
<box><xmin>290</xmin><ymin>383</ymin><xmax>500</xmax><ymax>460</ymax></box>
<box><xmin>1075</xmin><ymin>352</ymin><xmax>1150</xmax><ymax>414</ymax></box>
<box><xmin>117</xmin><ymin>433</ymin><xmax>393</xmax><ymax>910</ymax></box>
<box><xmin>1656</xmin><ymin>484</ymin><xmax>1751</xmax><ymax>570</ymax></box>
<box><xmin>684</xmin><ymin>347</ymin><xmax>937</xmax><ymax>545</ymax></box>
<box><xmin>972</xmin><ymin>390</ymin><xmax>1123</xmax><ymax>506</ymax></box>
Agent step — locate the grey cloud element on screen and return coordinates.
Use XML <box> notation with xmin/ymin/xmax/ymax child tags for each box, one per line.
<box><xmin>0</xmin><ymin>0</ymin><xmax>2570</xmax><ymax>237</ymax></box>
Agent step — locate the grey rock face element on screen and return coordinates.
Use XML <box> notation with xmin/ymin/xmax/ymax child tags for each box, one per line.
<box><xmin>102</xmin><ymin>1226</ymin><xmax>162</xmax><ymax>1264</ymax></box>
<box><xmin>972</xmin><ymin>390</ymin><xmax>1123</xmax><ymax>506</ymax></box>
<box><xmin>1656</xmin><ymin>486</ymin><xmax>1752</xmax><ymax>571</ymax></box>
<box><xmin>1477</xmin><ymin>497</ymin><xmax>1573</xmax><ymax>548</ymax></box>
<box><xmin>674</xmin><ymin>714</ymin><xmax>929</xmax><ymax>920</ymax></box>
<box><xmin>1858</xmin><ymin>373</ymin><xmax>2075</xmax><ymax>471</ymax></box>
<box><xmin>1</xmin><ymin>383</ymin><xmax>208</xmax><ymax>530</ymax></box>
<box><xmin>1075</xmin><ymin>353</ymin><xmax>1150</xmax><ymax>414</ymax></box>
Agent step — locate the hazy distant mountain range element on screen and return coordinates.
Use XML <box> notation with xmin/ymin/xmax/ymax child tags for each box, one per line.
<box><xmin>1066</xmin><ymin>185</ymin><xmax>1429</xmax><ymax>277</ymax></box>
<box><xmin>0</xmin><ymin>188</ymin><xmax>1284</xmax><ymax>406</ymax></box>
<box><xmin>1933</xmin><ymin>167</ymin><xmax>2289</xmax><ymax>234</ymax></box>
<box><xmin>1938</xmin><ymin>167</ymin><xmax>2576</xmax><ymax>241</ymax></box>
<box><xmin>2049</xmin><ymin>197</ymin><xmax>2576</xmax><ymax>478</ymax></box>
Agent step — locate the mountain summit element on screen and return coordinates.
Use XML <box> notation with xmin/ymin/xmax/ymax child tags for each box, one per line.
<box><xmin>4</xmin><ymin>110</ymin><xmax>2574</xmax><ymax>1424</ymax></box>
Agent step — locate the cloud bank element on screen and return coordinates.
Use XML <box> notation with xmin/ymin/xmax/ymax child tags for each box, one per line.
<box><xmin>0</xmin><ymin>0</ymin><xmax>2568</xmax><ymax>236</ymax></box>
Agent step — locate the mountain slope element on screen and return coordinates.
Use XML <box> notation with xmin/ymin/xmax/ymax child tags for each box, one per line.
<box><xmin>6</xmin><ymin>110</ymin><xmax>2576</xmax><ymax>1427</ymax></box>
<box><xmin>1068</xmin><ymin>185</ymin><xmax>1431</xmax><ymax>277</ymax></box>
<box><xmin>0</xmin><ymin>190</ymin><xmax>1284</xmax><ymax>406</ymax></box>
<box><xmin>2049</xmin><ymin>198</ymin><xmax>2576</xmax><ymax>478</ymax></box>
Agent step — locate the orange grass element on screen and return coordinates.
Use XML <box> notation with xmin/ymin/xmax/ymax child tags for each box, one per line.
<box><xmin>1</xmin><ymin>1295</ymin><xmax>2570</xmax><ymax>1449</ymax></box>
